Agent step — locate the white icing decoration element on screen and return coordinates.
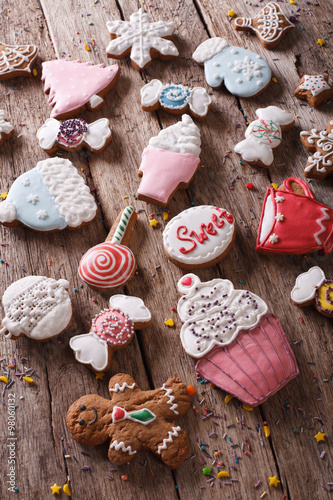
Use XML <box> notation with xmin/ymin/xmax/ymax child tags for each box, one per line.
<box><xmin>163</xmin><ymin>205</ymin><xmax>235</xmax><ymax>266</ymax></box>
<box><xmin>275</xmin><ymin>212</ymin><xmax>284</xmax><ymax>221</ymax></box>
<box><xmin>1</xmin><ymin>276</ymin><xmax>72</xmax><ymax>340</ymax></box>
<box><xmin>234</xmin><ymin>106</ymin><xmax>294</xmax><ymax>166</ymax></box>
<box><xmin>36</xmin><ymin>157</ymin><xmax>97</xmax><ymax>227</ymax></box>
<box><xmin>231</xmin><ymin>56</ymin><xmax>263</xmax><ymax>81</ymax></box>
<box><xmin>27</xmin><ymin>194</ymin><xmax>39</xmax><ymax>205</ymax></box>
<box><xmin>109</xmin><ymin>382</ymin><xmax>136</xmax><ymax>393</ymax></box>
<box><xmin>157</xmin><ymin>426</ymin><xmax>181</xmax><ymax>454</ymax></box>
<box><xmin>36</xmin><ymin>209</ymin><xmax>48</xmax><ymax>219</ymax></box>
<box><xmin>69</xmin><ymin>332</ymin><xmax>109</xmax><ymax>371</ymax></box>
<box><xmin>109</xmin><ymin>440</ymin><xmax>137</xmax><ymax>456</ymax></box>
<box><xmin>0</xmin><ymin>200</ymin><xmax>16</xmax><ymax>223</ymax></box>
<box><xmin>109</xmin><ymin>295</ymin><xmax>151</xmax><ymax>324</ymax></box>
<box><xmin>88</xmin><ymin>94</ymin><xmax>104</xmax><ymax>109</ymax></box>
<box><xmin>275</xmin><ymin>196</ymin><xmax>284</xmax><ymax>203</ymax></box>
<box><xmin>269</xmin><ymin>233</ymin><xmax>278</xmax><ymax>244</ymax></box>
<box><xmin>300</xmin><ymin>123</ymin><xmax>333</xmax><ymax>175</ymax></box>
<box><xmin>259</xmin><ymin>193</ymin><xmax>274</xmax><ymax>244</ymax></box>
<box><xmin>140</xmin><ymin>79</ymin><xmax>164</xmax><ymax>107</ymax></box>
<box><xmin>291</xmin><ymin>266</ymin><xmax>326</xmax><ymax>305</ymax></box>
<box><xmin>36</xmin><ymin>118</ymin><xmax>60</xmax><ymax>150</ymax></box>
<box><xmin>314</xmin><ymin>208</ymin><xmax>330</xmax><ymax>245</ymax></box>
<box><xmin>148</xmin><ymin>114</ymin><xmax>201</xmax><ymax>156</ymax></box>
<box><xmin>106</xmin><ymin>8</ymin><xmax>178</xmax><ymax>69</ymax></box>
<box><xmin>21</xmin><ymin>178</ymin><xmax>30</xmax><ymax>186</ymax></box>
<box><xmin>177</xmin><ymin>274</ymin><xmax>268</xmax><ymax>358</ymax></box>
<box><xmin>161</xmin><ymin>384</ymin><xmax>178</xmax><ymax>415</ymax></box>
<box><xmin>0</xmin><ymin>110</ymin><xmax>14</xmax><ymax>139</ymax></box>
<box><xmin>192</xmin><ymin>38</ymin><xmax>229</xmax><ymax>63</ymax></box>
<box><xmin>299</xmin><ymin>75</ymin><xmax>330</xmax><ymax>97</ymax></box>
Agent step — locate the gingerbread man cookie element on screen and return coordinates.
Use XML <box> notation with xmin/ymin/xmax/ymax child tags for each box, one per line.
<box><xmin>1</xmin><ymin>276</ymin><xmax>72</xmax><ymax>341</ymax></box>
<box><xmin>106</xmin><ymin>8</ymin><xmax>178</xmax><ymax>71</ymax></box>
<box><xmin>37</xmin><ymin>118</ymin><xmax>112</xmax><ymax>154</ymax></box>
<box><xmin>70</xmin><ymin>295</ymin><xmax>151</xmax><ymax>372</ymax></box>
<box><xmin>300</xmin><ymin>118</ymin><xmax>333</xmax><ymax>180</ymax></box>
<box><xmin>0</xmin><ymin>110</ymin><xmax>14</xmax><ymax>147</ymax></box>
<box><xmin>233</xmin><ymin>3</ymin><xmax>294</xmax><ymax>50</ymax></box>
<box><xmin>0</xmin><ymin>42</ymin><xmax>38</xmax><ymax>79</ymax></box>
<box><xmin>234</xmin><ymin>106</ymin><xmax>294</xmax><ymax>168</ymax></box>
<box><xmin>291</xmin><ymin>266</ymin><xmax>333</xmax><ymax>318</ymax></box>
<box><xmin>295</xmin><ymin>74</ymin><xmax>333</xmax><ymax>108</ymax></box>
<box><xmin>79</xmin><ymin>207</ymin><xmax>137</xmax><ymax>290</ymax></box>
<box><xmin>141</xmin><ymin>79</ymin><xmax>212</xmax><ymax>120</ymax></box>
<box><xmin>66</xmin><ymin>373</ymin><xmax>190</xmax><ymax>468</ymax></box>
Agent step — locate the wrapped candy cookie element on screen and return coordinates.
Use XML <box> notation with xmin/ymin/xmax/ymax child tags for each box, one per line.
<box><xmin>177</xmin><ymin>274</ymin><xmax>299</xmax><ymax>407</ymax></box>
<box><xmin>140</xmin><ymin>79</ymin><xmax>211</xmax><ymax>120</ymax></box>
<box><xmin>67</xmin><ymin>373</ymin><xmax>190</xmax><ymax>468</ymax></box>
<box><xmin>37</xmin><ymin>117</ymin><xmax>112</xmax><ymax>154</ymax></box>
<box><xmin>137</xmin><ymin>115</ymin><xmax>201</xmax><ymax>207</ymax></box>
<box><xmin>0</xmin><ymin>158</ymin><xmax>98</xmax><ymax>232</ymax></box>
<box><xmin>192</xmin><ymin>37</ymin><xmax>271</xmax><ymax>97</ymax></box>
<box><xmin>70</xmin><ymin>295</ymin><xmax>151</xmax><ymax>372</ymax></box>
<box><xmin>1</xmin><ymin>276</ymin><xmax>72</xmax><ymax>341</ymax></box>
<box><xmin>79</xmin><ymin>206</ymin><xmax>137</xmax><ymax>290</ymax></box>
<box><xmin>234</xmin><ymin>106</ymin><xmax>294</xmax><ymax>168</ymax></box>
<box><xmin>291</xmin><ymin>266</ymin><xmax>333</xmax><ymax>318</ymax></box>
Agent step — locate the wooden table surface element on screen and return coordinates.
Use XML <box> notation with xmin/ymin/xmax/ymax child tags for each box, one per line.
<box><xmin>0</xmin><ymin>0</ymin><xmax>332</xmax><ymax>499</ymax></box>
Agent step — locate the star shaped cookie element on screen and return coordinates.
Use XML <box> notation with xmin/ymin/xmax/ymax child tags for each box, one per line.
<box><xmin>300</xmin><ymin>117</ymin><xmax>333</xmax><ymax>179</ymax></box>
<box><xmin>294</xmin><ymin>74</ymin><xmax>333</xmax><ymax>107</ymax></box>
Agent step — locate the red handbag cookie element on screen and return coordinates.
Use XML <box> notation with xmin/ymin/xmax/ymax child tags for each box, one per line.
<box><xmin>256</xmin><ymin>177</ymin><xmax>333</xmax><ymax>255</ymax></box>
<box><xmin>66</xmin><ymin>373</ymin><xmax>190</xmax><ymax>468</ymax></box>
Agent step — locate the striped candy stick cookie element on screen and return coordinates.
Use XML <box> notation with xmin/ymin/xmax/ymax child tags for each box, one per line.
<box><xmin>78</xmin><ymin>206</ymin><xmax>137</xmax><ymax>290</ymax></box>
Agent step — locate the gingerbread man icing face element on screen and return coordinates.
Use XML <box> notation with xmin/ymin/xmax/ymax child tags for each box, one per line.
<box><xmin>66</xmin><ymin>373</ymin><xmax>190</xmax><ymax>469</ymax></box>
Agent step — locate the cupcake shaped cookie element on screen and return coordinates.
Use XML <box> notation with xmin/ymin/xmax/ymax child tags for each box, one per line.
<box><xmin>137</xmin><ymin>115</ymin><xmax>201</xmax><ymax>207</ymax></box>
<box><xmin>177</xmin><ymin>274</ymin><xmax>299</xmax><ymax>407</ymax></box>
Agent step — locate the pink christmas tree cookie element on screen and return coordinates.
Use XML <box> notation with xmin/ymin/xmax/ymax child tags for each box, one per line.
<box><xmin>137</xmin><ymin>115</ymin><xmax>201</xmax><ymax>207</ymax></box>
<box><xmin>177</xmin><ymin>274</ymin><xmax>299</xmax><ymax>407</ymax></box>
<box><xmin>41</xmin><ymin>60</ymin><xmax>120</xmax><ymax>120</ymax></box>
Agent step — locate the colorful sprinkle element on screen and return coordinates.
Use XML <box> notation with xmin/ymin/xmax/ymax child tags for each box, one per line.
<box><xmin>150</xmin><ymin>218</ymin><xmax>159</xmax><ymax>227</ymax></box>
<box><xmin>164</xmin><ymin>318</ymin><xmax>174</xmax><ymax>327</ymax></box>
<box><xmin>187</xmin><ymin>385</ymin><xmax>196</xmax><ymax>396</ymax></box>
<box><xmin>268</xmin><ymin>475</ymin><xmax>281</xmax><ymax>487</ymax></box>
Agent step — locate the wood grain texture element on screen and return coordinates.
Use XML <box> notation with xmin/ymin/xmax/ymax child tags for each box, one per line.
<box><xmin>0</xmin><ymin>0</ymin><xmax>332</xmax><ymax>499</ymax></box>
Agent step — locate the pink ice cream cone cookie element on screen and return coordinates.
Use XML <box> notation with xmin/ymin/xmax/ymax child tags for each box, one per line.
<box><xmin>78</xmin><ymin>207</ymin><xmax>137</xmax><ymax>290</ymax></box>
<box><xmin>177</xmin><ymin>274</ymin><xmax>299</xmax><ymax>407</ymax></box>
<box><xmin>137</xmin><ymin>115</ymin><xmax>201</xmax><ymax>207</ymax></box>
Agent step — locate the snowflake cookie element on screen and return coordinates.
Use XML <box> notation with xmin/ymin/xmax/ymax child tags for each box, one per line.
<box><xmin>192</xmin><ymin>37</ymin><xmax>271</xmax><ymax>98</ymax></box>
<box><xmin>295</xmin><ymin>74</ymin><xmax>333</xmax><ymax>108</ymax></box>
<box><xmin>0</xmin><ymin>42</ymin><xmax>38</xmax><ymax>79</ymax></box>
<box><xmin>300</xmin><ymin>118</ymin><xmax>333</xmax><ymax>180</ymax></box>
<box><xmin>106</xmin><ymin>8</ymin><xmax>179</xmax><ymax>70</ymax></box>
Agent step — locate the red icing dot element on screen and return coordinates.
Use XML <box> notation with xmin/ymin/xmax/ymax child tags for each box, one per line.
<box><xmin>113</xmin><ymin>407</ymin><xmax>125</xmax><ymax>421</ymax></box>
<box><xmin>181</xmin><ymin>276</ymin><xmax>192</xmax><ymax>286</ymax></box>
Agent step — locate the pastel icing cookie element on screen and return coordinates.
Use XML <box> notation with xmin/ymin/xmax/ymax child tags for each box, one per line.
<box><xmin>79</xmin><ymin>206</ymin><xmax>137</xmax><ymax>290</ymax></box>
<box><xmin>192</xmin><ymin>37</ymin><xmax>271</xmax><ymax>98</ymax></box>
<box><xmin>291</xmin><ymin>266</ymin><xmax>333</xmax><ymax>318</ymax></box>
<box><xmin>163</xmin><ymin>205</ymin><xmax>235</xmax><ymax>270</ymax></box>
<box><xmin>0</xmin><ymin>110</ymin><xmax>14</xmax><ymax>146</ymax></box>
<box><xmin>37</xmin><ymin>117</ymin><xmax>112</xmax><ymax>154</ymax></box>
<box><xmin>141</xmin><ymin>79</ymin><xmax>211</xmax><ymax>120</ymax></box>
<box><xmin>0</xmin><ymin>42</ymin><xmax>38</xmax><ymax>79</ymax></box>
<box><xmin>42</xmin><ymin>59</ymin><xmax>120</xmax><ymax>119</ymax></box>
<box><xmin>0</xmin><ymin>157</ymin><xmax>98</xmax><ymax>232</ymax></box>
<box><xmin>233</xmin><ymin>2</ymin><xmax>294</xmax><ymax>50</ymax></box>
<box><xmin>137</xmin><ymin>115</ymin><xmax>201</xmax><ymax>207</ymax></box>
<box><xmin>106</xmin><ymin>8</ymin><xmax>178</xmax><ymax>71</ymax></box>
<box><xmin>178</xmin><ymin>274</ymin><xmax>299</xmax><ymax>407</ymax></box>
<box><xmin>0</xmin><ymin>276</ymin><xmax>72</xmax><ymax>341</ymax></box>
<box><xmin>295</xmin><ymin>74</ymin><xmax>333</xmax><ymax>108</ymax></box>
<box><xmin>70</xmin><ymin>295</ymin><xmax>151</xmax><ymax>372</ymax></box>
<box><xmin>66</xmin><ymin>373</ymin><xmax>190</xmax><ymax>468</ymax></box>
<box><xmin>256</xmin><ymin>177</ymin><xmax>333</xmax><ymax>255</ymax></box>
<box><xmin>234</xmin><ymin>106</ymin><xmax>294</xmax><ymax>168</ymax></box>
<box><xmin>300</xmin><ymin>118</ymin><xmax>333</xmax><ymax>180</ymax></box>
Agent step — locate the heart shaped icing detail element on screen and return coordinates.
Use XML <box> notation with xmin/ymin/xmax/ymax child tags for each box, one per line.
<box><xmin>181</xmin><ymin>276</ymin><xmax>192</xmax><ymax>286</ymax></box>
<box><xmin>113</xmin><ymin>407</ymin><xmax>125</xmax><ymax>421</ymax></box>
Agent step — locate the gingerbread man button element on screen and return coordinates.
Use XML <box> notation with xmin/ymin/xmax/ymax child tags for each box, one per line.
<box><xmin>66</xmin><ymin>373</ymin><xmax>191</xmax><ymax>468</ymax></box>
<box><xmin>300</xmin><ymin>118</ymin><xmax>333</xmax><ymax>180</ymax></box>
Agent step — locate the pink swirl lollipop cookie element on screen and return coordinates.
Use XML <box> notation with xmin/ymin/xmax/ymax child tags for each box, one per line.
<box><xmin>79</xmin><ymin>206</ymin><xmax>137</xmax><ymax>290</ymax></box>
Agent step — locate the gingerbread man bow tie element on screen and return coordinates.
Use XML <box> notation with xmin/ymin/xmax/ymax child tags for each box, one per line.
<box><xmin>66</xmin><ymin>373</ymin><xmax>191</xmax><ymax>469</ymax></box>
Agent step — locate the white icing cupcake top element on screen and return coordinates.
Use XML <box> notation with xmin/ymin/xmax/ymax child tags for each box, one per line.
<box><xmin>147</xmin><ymin>114</ymin><xmax>201</xmax><ymax>156</ymax></box>
<box><xmin>177</xmin><ymin>274</ymin><xmax>268</xmax><ymax>358</ymax></box>
<box><xmin>1</xmin><ymin>276</ymin><xmax>72</xmax><ymax>340</ymax></box>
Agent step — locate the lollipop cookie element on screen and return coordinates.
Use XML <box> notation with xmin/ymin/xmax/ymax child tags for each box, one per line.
<box><xmin>79</xmin><ymin>206</ymin><xmax>137</xmax><ymax>290</ymax></box>
<box><xmin>70</xmin><ymin>295</ymin><xmax>151</xmax><ymax>372</ymax></box>
<box><xmin>0</xmin><ymin>157</ymin><xmax>98</xmax><ymax>232</ymax></box>
<box><xmin>291</xmin><ymin>267</ymin><xmax>333</xmax><ymax>318</ymax></box>
<box><xmin>37</xmin><ymin>117</ymin><xmax>112</xmax><ymax>154</ymax></box>
<box><xmin>177</xmin><ymin>274</ymin><xmax>299</xmax><ymax>407</ymax></box>
<box><xmin>137</xmin><ymin>115</ymin><xmax>201</xmax><ymax>207</ymax></box>
<box><xmin>1</xmin><ymin>276</ymin><xmax>72</xmax><ymax>341</ymax></box>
